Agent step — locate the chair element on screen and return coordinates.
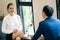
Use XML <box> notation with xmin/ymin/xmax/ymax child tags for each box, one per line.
<box><xmin>56</xmin><ymin>36</ymin><xmax>60</xmax><ymax>40</ymax></box>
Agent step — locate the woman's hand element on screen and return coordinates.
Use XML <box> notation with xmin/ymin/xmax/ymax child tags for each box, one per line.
<box><xmin>12</xmin><ymin>30</ymin><xmax>24</xmax><ymax>40</ymax></box>
<box><xmin>15</xmin><ymin>31</ymin><xmax>24</xmax><ymax>37</ymax></box>
<box><xmin>13</xmin><ymin>29</ymin><xmax>18</xmax><ymax>33</ymax></box>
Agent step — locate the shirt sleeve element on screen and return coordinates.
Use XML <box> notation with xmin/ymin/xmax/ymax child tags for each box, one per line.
<box><xmin>17</xmin><ymin>15</ymin><xmax>23</xmax><ymax>32</ymax></box>
<box><xmin>31</xmin><ymin>22</ymin><xmax>44</xmax><ymax>40</ymax></box>
<box><xmin>1</xmin><ymin>17</ymin><xmax>12</xmax><ymax>34</ymax></box>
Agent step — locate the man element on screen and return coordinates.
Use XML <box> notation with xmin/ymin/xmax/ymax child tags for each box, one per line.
<box><xmin>31</xmin><ymin>5</ymin><xmax>60</xmax><ymax>40</ymax></box>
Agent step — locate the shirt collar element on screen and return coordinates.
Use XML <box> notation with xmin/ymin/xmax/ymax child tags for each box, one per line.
<box><xmin>43</xmin><ymin>16</ymin><xmax>52</xmax><ymax>21</ymax></box>
<box><xmin>9</xmin><ymin>13</ymin><xmax>15</xmax><ymax>17</ymax></box>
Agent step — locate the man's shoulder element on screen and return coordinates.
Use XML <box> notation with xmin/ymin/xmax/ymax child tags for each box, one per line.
<box><xmin>55</xmin><ymin>18</ymin><xmax>60</xmax><ymax>22</ymax></box>
<box><xmin>52</xmin><ymin>18</ymin><xmax>60</xmax><ymax>23</ymax></box>
<box><xmin>39</xmin><ymin>19</ymin><xmax>50</xmax><ymax>26</ymax></box>
<box><xmin>39</xmin><ymin>20</ymin><xmax>45</xmax><ymax>25</ymax></box>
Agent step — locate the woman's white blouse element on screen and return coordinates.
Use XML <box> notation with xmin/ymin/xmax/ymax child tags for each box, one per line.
<box><xmin>2</xmin><ymin>14</ymin><xmax>23</xmax><ymax>34</ymax></box>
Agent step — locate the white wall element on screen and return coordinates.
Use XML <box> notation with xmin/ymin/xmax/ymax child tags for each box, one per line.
<box><xmin>32</xmin><ymin>0</ymin><xmax>57</xmax><ymax>30</ymax></box>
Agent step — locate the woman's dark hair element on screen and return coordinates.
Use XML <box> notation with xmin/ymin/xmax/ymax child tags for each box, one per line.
<box><xmin>7</xmin><ymin>3</ymin><xmax>14</xmax><ymax>9</ymax></box>
<box><xmin>43</xmin><ymin>5</ymin><xmax>54</xmax><ymax>17</ymax></box>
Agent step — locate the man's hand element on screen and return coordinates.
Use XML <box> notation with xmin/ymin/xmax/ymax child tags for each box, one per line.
<box><xmin>37</xmin><ymin>34</ymin><xmax>44</xmax><ymax>40</ymax></box>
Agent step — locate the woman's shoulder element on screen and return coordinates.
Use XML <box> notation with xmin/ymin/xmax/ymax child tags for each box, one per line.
<box><xmin>14</xmin><ymin>14</ymin><xmax>21</xmax><ymax>20</ymax></box>
<box><xmin>15</xmin><ymin>14</ymin><xmax>20</xmax><ymax>18</ymax></box>
<box><xmin>4</xmin><ymin>15</ymin><xmax>9</xmax><ymax>19</ymax></box>
<box><xmin>2</xmin><ymin>15</ymin><xmax>9</xmax><ymax>21</ymax></box>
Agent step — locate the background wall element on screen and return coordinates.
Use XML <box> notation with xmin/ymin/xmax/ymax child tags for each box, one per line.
<box><xmin>32</xmin><ymin>0</ymin><xmax>57</xmax><ymax>31</ymax></box>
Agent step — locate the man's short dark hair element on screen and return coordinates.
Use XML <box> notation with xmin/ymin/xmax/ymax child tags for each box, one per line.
<box><xmin>43</xmin><ymin>5</ymin><xmax>54</xmax><ymax>17</ymax></box>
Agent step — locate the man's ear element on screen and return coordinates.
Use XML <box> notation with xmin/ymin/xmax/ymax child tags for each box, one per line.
<box><xmin>42</xmin><ymin>11</ymin><xmax>46</xmax><ymax>18</ymax></box>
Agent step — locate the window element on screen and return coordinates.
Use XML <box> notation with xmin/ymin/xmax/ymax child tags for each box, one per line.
<box><xmin>58</xmin><ymin>7</ymin><xmax>60</xmax><ymax>19</ymax></box>
<box><xmin>56</xmin><ymin>0</ymin><xmax>60</xmax><ymax>19</ymax></box>
<box><xmin>16</xmin><ymin>0</ymin><xmax>35</xmax><ymax>38</ymax></box>
<box><xmin>19</xmin><ymin>0</ymin><xmax>31</xmax><ymax>2</ymax></box>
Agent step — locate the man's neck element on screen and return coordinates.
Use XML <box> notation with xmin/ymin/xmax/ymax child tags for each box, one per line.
<box><xmin>44</xmin><ymin>16</ymin><xmax>48</xmax><ymax>19</ymax></box>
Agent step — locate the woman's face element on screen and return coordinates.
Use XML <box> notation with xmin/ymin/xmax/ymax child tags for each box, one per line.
<box><xmin>7</xmin><ymin>5</ymin><xmax>14</xmax><ymax>14</ymax></box>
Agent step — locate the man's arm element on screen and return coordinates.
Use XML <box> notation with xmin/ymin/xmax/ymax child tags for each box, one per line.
<box><xmin>31</xmin><ymin>22</ymin><xmax>44</xmax><ymax>40</ymax></box>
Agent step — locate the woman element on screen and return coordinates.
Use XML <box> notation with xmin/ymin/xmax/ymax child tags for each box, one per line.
<box><xmin>1</xmin><ymin>3</ymin><xmax>24</xmax><ymax>40</ymax></box>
